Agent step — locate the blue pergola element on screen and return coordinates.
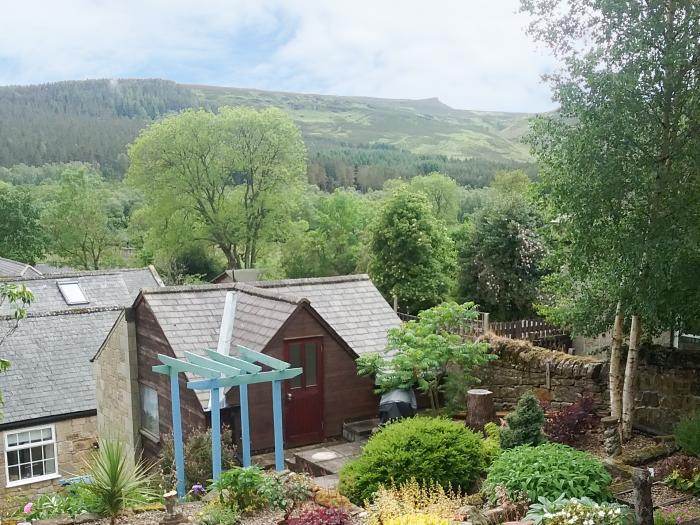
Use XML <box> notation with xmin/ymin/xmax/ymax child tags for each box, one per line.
<box><xmin>153</xmin><ymin>346</ymin><xmax>302</xmax><ymax>497</ymax></box>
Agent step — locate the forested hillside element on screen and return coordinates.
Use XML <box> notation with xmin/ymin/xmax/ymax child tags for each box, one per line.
<box><xmin>0</xmin><ymin>79</ymin><xmax>534</xmax><ymax>188</ymax></box>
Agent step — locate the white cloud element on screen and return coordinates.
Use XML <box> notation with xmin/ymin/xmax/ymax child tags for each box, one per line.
<box><xmin>0</xmin><ymin>0</ymin><xmax>557</xmax><ymax>112</ymax></box>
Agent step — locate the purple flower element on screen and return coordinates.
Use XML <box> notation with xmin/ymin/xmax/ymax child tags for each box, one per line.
<box><xmin>24</xmin><ymin>502</ymin><xmax>33</xmax><ymax>514</ymax></box>
<box><xmin>191</xmin><ymin>483</ymin><xmax>205</xmax><ymax>496</ymax></box>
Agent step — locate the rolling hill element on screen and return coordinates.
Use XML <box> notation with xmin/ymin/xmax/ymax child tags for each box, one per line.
<box><xmin>0</xmin><ymin>79</ymin><xmax>536</xmax><ymax>188</ymax></box>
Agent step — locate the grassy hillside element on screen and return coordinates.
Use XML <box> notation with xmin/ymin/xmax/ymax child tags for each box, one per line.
<box><xmin>0</xmin><ymin>79</ymin><xmax>535</xmax><ymax>187</ymax></box>
<box><xmin>191</xmin><ymin>85</ymin><xmax>533</xmax><ymax>163</ymax></box>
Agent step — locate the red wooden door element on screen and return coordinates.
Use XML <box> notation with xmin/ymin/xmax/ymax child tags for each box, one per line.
<box><xmin>283</xmin><ymin>338</ymin><xmax>324</xmax><ymax>446</ymax></box>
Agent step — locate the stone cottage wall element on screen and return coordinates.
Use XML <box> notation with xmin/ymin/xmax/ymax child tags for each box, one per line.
<box><xmin>94</xmin><ymin>309</ymin><xmax>141</xmax><ymax>459</ymax></box>
<box><xmin>0</xmin><ymin>415</ymin><xmax>96</xmax><ymax>502</ymax></box>
<box><xmin>476</xmin><ymin>336</ymin><xmax>700</xmax><ymax>434</ymax></box>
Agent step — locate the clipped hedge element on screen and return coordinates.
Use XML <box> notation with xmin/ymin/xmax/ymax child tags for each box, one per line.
<box><xmin>339</xmin><ymin>417</ymin><xmax>485</xmax><ymax>504</ymax></box>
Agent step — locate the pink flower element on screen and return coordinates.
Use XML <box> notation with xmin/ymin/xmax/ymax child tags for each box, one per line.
<box><xmin>23</xmin><ymin>502</ymin><xmax>33</xmax><ymax>514</ymax></box>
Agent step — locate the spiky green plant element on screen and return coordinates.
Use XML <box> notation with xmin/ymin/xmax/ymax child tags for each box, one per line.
<box><xmin>81</xmin><ymin>440</ymin><xmax>155</xmax><ymax>525</ymax></box>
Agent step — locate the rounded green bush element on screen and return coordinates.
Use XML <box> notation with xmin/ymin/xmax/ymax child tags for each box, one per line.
<box><xmin>338</xmin><ymin>417</ymin><xmax>485</xmax><ymax>504</ymax></box>
<box><xmin>483</xmin><ymin>442</ymin><xmax>612</xmax><ymax>503</ymax></box>
<box><xmin>674</xmin><ymin>412</ymin><xmax>700</xmax><ymax>457</ymax></box>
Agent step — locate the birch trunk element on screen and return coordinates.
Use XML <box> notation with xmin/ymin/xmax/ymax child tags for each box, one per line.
<box><xmin>609</xmin><ymin>302</ymin><xmax>624</xmax><ymax>418</ymax></box>
<box><xmin>621</xmin><ymin>315</ymin><xmax>641</xmax><ymax>440</ymax></box>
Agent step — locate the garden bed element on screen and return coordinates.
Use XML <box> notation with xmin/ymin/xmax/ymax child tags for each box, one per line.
<box><xmin>614</xmin><ymin>482</ymin><xmax>692</xmax><ymax>509</ymax></box>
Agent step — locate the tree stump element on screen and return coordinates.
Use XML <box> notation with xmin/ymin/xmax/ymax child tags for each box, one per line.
<box><xmin>602</xmin><ymin>415</ymin><xmax>622</xmax><ymax>457</ymax></box>
<box><xmin>632</xmin><ymin>468</ymin><xmax>654</xmax><ymax>525</ymax></box>
<box><xmin>466</xmin><ymin>389</ymin><xmax>496</xmax><ymax>433</ymax></box>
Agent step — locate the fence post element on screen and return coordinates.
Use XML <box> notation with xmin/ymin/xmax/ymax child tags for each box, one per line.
<box><xmin>482</xmin><ymin>312</ymin><xmax>490</xmax><ymax>334</ymax></box>
<box><xmin>393</xmin><ymin>294</ymin><xmax>398</xmax><ymax>313</ymax></box>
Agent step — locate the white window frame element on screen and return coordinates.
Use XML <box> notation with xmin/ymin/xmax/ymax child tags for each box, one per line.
<box><xmin>139</xmin><ymin>384</ymin><xmax>160</xmax><ymax>442</ymax></box>
<box><xmin>4</xmin><ymin>423</ymin><xmax>60</xmax><ymax>488</ymax></box>
<box><xmin>57</xmin><ymin>280</ymin><xmax>89</xmax><ymax>305</ymax></box>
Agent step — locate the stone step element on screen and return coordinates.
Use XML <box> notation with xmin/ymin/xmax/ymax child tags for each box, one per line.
<box><xmin>342</xmin><ymin>418</ymin><xmax>379</xmax><ymax>442</ymax></box>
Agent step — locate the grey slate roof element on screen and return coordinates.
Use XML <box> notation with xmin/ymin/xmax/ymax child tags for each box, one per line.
<box><xmin>0</xmin><ymin>311</ymin><xmax>117</xmax><ymax>425</ymax></box>
<box><xmin>0</xmin><ymin>267</ymin><xmax>163</xmax><ymax>427</ymax></box>
<box><xmin>252</xmin><ymin>275</ymin><xmax>401</xmax><ymax>356</ymax></box>
<box><xmin>138</xmin><ymin>274</ymin><xmax>400</xmax><ymax>409</ymax></box>
<box><xmin>0</xmin><ymin>257</ymin><xmax>42</xmax><ymax>278</ymax></box>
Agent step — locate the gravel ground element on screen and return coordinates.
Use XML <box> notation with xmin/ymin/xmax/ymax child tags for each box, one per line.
<box><xmin>91</xmin><ymin>501</ymin><xmax>366</xmax><ymax>525</ymax></box>
<box><xmin>575</xmin><ymin>424</ymin><xmax>658</xmax><ymax>459</ymax></box>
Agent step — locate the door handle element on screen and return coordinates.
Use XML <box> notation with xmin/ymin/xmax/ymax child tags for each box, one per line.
<box><xmin>286</xmin><ymin>393</ymin><xmax>293</xmax><ymax>401</ymax></box>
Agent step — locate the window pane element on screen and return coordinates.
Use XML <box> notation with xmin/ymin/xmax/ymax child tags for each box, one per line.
<box><xmin>304</xmin><ymin>343</ymin><xmax>317</xmax><ymax>386</ymax></box>
<box><xmin>42</xmin><ymin>428</ymin><xmax>53</xmax><ymax>440</ymax></box>
<box><xmin>58</xmin><ymin>282</ymin><xmax>88</xmax><ymax>305</ymax></box>
<box><xmin>32</xmin><ymin>461</ymin><xmax>45</xmax><ymax>477</ymax></box>
<box><xmin>20</xmin><ymin>463</ymin><xmax>32</xmax><ymax>480</ymax></box>
<box><xmin>19</xmin><ymin>448</ymin><xmax>31</xmax><ymax>463</ymax></box>
<box><xmin>8</xmin><ymin>466</ymin><xmax>19</xmax><ymax>482</ymax></box>
<box><xmin>30</xmin><ymin>430</ymin><xmax>43</xmax><ymax>443</ymax></box>
<box><xmin>16</xmin><ymin>431</ymin><xmax>30</xmax><ymax>446</ymax></box>
<box><xmin>140</xmin><ymin>385</ymin><xmax>160</xmax><ymax>436</ymax></box>
<box><xmin>289</xmin><ymin>344</ymin><xmax>302</xmax><ymax>388</ymax></box>
<box><xmin>7</xmin><ymin>433</ymin><xmax>18</xmax><ymax>447</ymax></box>
<box><xmin>7</xmin><ymin>449</ymin><xmax>19</xmax><ymax>466</ymax></box>
<box><xmin>43</xmin><ymin>444</ymin><xmax>55</xmax><ymax>459</ymax></box>
<box><xmin>45</xmin><ymin>458</ymin><xmax>56</xmax><ymax>475</ymax></box>
<box><xmin>30</xmin><ymin>445</ymin><xmax>44</xmax><ymax>462</ymax></box>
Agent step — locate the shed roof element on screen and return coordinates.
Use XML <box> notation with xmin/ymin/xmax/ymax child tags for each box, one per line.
<box><xmin>0</xmin><ymin>267</ymin><xmax>163</xmax><ymax>427</ymax></box>
<box><xmin>136</xmin><ymin>274</ymin><xmax>400</xmax><ymax>409</ymax></box>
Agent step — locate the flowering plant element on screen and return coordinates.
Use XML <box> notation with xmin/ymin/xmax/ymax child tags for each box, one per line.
<box><xmin>23</xmin><ymin>502</ymin><xmax>33</xmax><ymax>514</ymax></box>
<box><xmin>654</xmin><ymin>503</ymin><xmax>700</xmax><ymax>525</ymax></box>
<box><xmin>539</xmin><ymin>500</ymin><xmax>631</xmax><ymax>525</ymax></box>
<box><xmin>190</xmin><ymin>483</ymin><xmax>205</xmax><ymax>498</ymax></box>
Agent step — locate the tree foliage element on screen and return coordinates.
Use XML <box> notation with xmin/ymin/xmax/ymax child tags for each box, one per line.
<box><xmin>43</xmin><ymin>167</ymin><xmax>120</xmax><ymax>270</ymax></box>
<box><xmin>369</xmin><ymin>190</ymin><xmax>456</xmax><ymax>314</ymax></box>
<box><xmin>128</xmin><ymin>106</ymin><xmax>306</xmax><ymax>269</ymax></box>
<box><xmin>408</xmin><ymin>172</ymin><xmax>465</xmax><ymax>224</ymax></box>
<box><xmin>0</xmin><ymin>185</ymin><xmax>46</xmax><ymax>264</ymax></box>
<box><xmin>456</xmin><ymin>192</ymin><xmax>545</xmax><ymax>320</ymax></box>
<box><xmin>522</xmin><ymin>0</ymin><xmax>700</xmax><ymax>335</ymax></box>
<box><xmin>282</xmin><ymin>188</ymin><xmax>375</xmax><ymax>278</ymax></box>
<box><xmin>356</xmin><ymin>302</ymin><xmax>494</xmax><ymax>410</ymax></box>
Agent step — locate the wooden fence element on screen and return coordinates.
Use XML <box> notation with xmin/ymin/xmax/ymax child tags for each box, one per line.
<box><xmin>397</xmin><ymin>311</ymin><xmax>569</xmax><ymax>349</ymax></box>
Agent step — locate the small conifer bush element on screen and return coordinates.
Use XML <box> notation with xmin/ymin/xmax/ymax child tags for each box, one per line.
<box><xmin>500</xmin><ymin>392</ymin><xmax>545</xmax><ymax>448</ymax></box>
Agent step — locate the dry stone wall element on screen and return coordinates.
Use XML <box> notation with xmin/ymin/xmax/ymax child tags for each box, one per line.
<box><xmin>476</xmin><ymin>335</ymin><xmax>700</xmax><ymax>433</ymax></box>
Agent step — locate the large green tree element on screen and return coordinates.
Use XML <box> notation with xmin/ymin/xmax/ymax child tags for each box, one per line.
<box><xmin>409</xmin><ymin>172</ymin><xmax>465</xmax><ymax>224</ymax></box>
<box><xmin>282</xmin><ymin>188</ymin><xmax>375</xmax><ymax>278</ymax></box>
<box><xmin>369</xmin><ymin>190</ymin><xmax>456</xmax><ymax>314</ymax></box>
<box><xmin>0</xmin><ymin>186</ymin><xmax>46</xmax><ymax>264</ymax></box>
<box><xmin>521</xmin><ymin>0</ymin><xmax>700</xmax><ymax>438</ymax></box>
<box><xmin>457</xmin><ymin>194</ymin><xmax>545</xmax><ymax>320</ymax></box>
<box><xmin>127</xmin><ymin>107</ymin><xmax>306</xmax><ymax>269</ymax></box>
<box><xmin>44</xmin><ymin>167</ymin><xmax>120</xmax><ymax>270</ymax></box>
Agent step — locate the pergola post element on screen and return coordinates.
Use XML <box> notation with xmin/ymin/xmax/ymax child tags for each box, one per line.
<box><xmin>169</xmin><ymin>368</ymin><xmax>186</xmax><ymax>498</ymax></box>
<box><xmin>272</xmin><ymin>379</ymin><xmax>284</xmax><ymax>471</ymax></box>
<box><xmin>239</xmin><ymin>384</ymin><xmax>251</xmax><ymax>467</ymax></box>
<box><xmin>210</xmin><ymin>386</ymin><xmax>222</xmax><ymax>481</ymax></box>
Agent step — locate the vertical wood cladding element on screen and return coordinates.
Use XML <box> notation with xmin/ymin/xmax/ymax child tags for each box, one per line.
<box><xmin>135</xmin><ymin>300</ymin><xmax>206</xmax><ymax>461</ymax></box>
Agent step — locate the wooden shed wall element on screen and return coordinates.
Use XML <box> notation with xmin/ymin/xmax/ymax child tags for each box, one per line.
<box><xmin>135</xmin><ymin>301</ymin><xmax>206</xmax><ymax>461</ymax></box>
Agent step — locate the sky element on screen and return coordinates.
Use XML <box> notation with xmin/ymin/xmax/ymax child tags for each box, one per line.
<box><xmin>0</xmin><ymin>1</ymin><xmax>558</xmax><ymax>113</ymax></box>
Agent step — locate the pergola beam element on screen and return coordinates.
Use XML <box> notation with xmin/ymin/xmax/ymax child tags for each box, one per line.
<box><xmin>237</xmin><ymin>345</ymin><xmax>290</xmax><ymax>370</ymax></box>
<box><xmin>204</xmin><ymin>348</ymin><xmax>262</xmax><ymax>374</ymax></box>
<box><xmin>184</xmin><ymin>352</ymin><xmax>241</xmax><ymax>376</ymax></box>
<box><xmin>157</xmin><ymin>354</ymin><xmax>221</xmax><ymax>378</ymax></box>
<box><xmin>186</xmin><ymin>367</ymin><xmax>302</xmax><ymax>390</ymax></box>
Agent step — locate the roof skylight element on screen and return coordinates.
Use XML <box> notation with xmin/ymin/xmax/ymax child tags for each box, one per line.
<box><xmin>57</xmin><ymin>281</ymin><xmax>89</xmax><ymax>305</ymax></box>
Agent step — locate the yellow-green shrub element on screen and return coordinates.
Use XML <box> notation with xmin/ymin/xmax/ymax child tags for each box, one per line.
<box><xmin>365</xmin><ymin>479</ymin><xmax>470</xmax><ymax>525</ymax></box>
<box><xmin>385</xmin><ymin>514</ymin><xmax>449</xmax><ymax>525</ymax></box>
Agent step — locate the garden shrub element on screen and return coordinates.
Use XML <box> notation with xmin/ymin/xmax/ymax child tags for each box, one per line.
<box><xmin>161</xmin><ymin>426</ymin><xmax>238</xmax><ymax>490</ymax></box>
<box><xmin>339</xmin><ymin>417</ymin><xmax>485</xmax><ymax>504</ymax></box>
<box><xmin>526</xmin><ymin>496</ymin><xmax>629</xmax><ymax>525</ymax></box>
<box><xmin>23</xmin><ymin>487</ymin><xmax>95</xmax><ymax>520</ymax></box>
<box><xmin>268</xmin><ymin>471</ymin><xmax>314</xmax><ymax>522</ymax></box>
<box><xmin>654</xmin><ymin>454</ymin><xmax>700</xmax><ymax>480</ymax></box>
<box><xmin>500</xmin><ymin>392</ymin><xmax>545</xmax><ymax>448</ymax></box>
<box><xmin>365</xmin><ymin>479</ymin><xmax>472</xmax><ymax>525</ymax></box>
<box><xmin>210</xmin><ymin>466</ymin><xmax>282</xmax><ymax>512</ymax></box>
<box><xmin>542</xmin><ymin>393</ymin><xmax>598</xmax><ymax>445</ymax></box>
<box><xmin>674</xmin><ymin>412</ymin><xmax>700</xmax><ymax>457</ymax></box>
<box><xmin>384</xmin><ymin>515</ymin><xmax>449</xmax><ymax>525</ymax></box>
<box><xmin>538</xmin><ymin>500</ymin><xmax>630</xmax><ymax>525</ymax></box>
<box><xmin>665</xmin><ymin>469</ymin><xmax>700</xmax><ymax>496</ymax></box>
<box><xmin>198</xmin><ymin>503</ymin><xmax>241</xmax><ymax>525</ymax></box>
<box><xmin>482</xmin><ymin>422</ymin><xmax>502</xmax><ymax>465</ymax></box>
<box><xmin>483</xmin><ymin>443</ymin><xmax>612</xmax><ymax>503</ymax></box>
<box><xmin>287</xmin><ymin>507</ymin><xmax>350</xmax><ymax>525</ymax></box>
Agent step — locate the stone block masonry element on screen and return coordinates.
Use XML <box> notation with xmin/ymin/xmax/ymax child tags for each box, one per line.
<box><xmin>476</xmin><ymin>335</ymin><xmax>700</xmax><ymax>434</ymax></box>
